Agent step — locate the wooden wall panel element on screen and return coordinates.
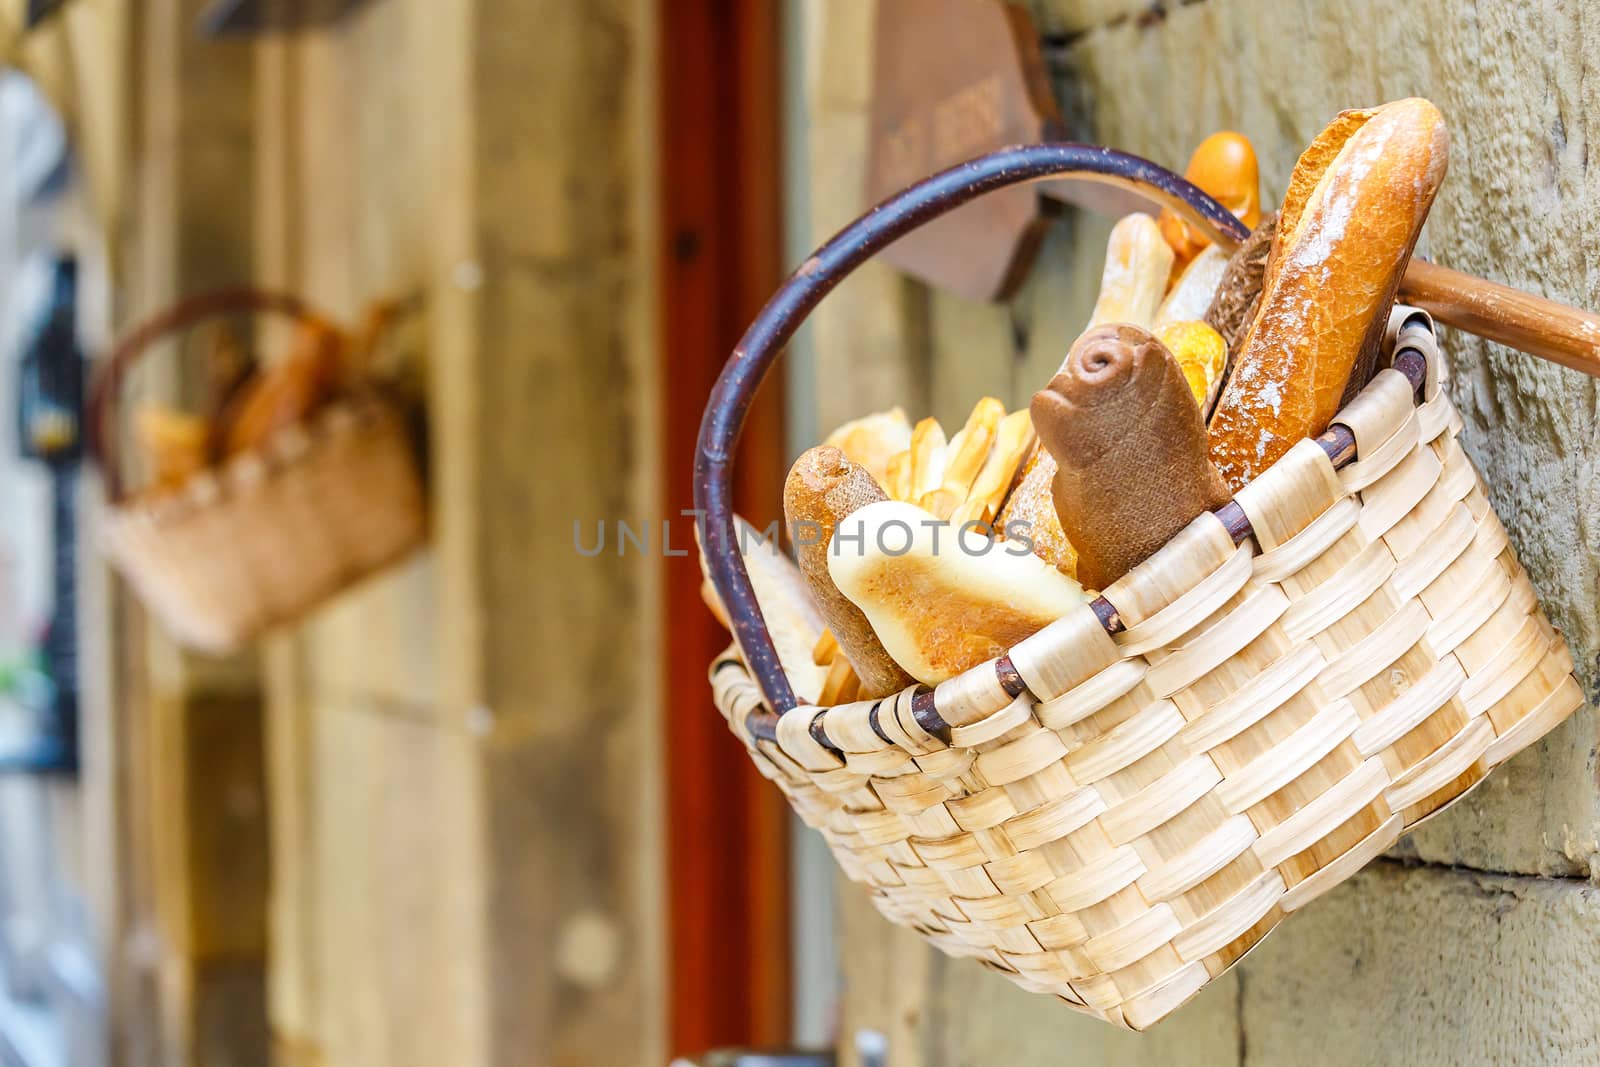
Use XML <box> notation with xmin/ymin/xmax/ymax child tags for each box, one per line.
<box><xmin>118</xmin><ymin>2</ymin><xmax>272</xmax><ymax>1065</ymax></box>
<box><xmin>252</xmin><ymin>1</ymin><xmax>667</xmax><ymax>1065</ymax></box>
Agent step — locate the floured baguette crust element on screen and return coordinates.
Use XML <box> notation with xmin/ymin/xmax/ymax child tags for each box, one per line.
<box><xmin>1208</xmin><ymin>98</ymin><xmax>1449</xmax><ymax>490</ymax></box>
<box><xmin>783</xmin><ymin>446</ymin><xmax>915</xmax><ymax>698</ymax></box>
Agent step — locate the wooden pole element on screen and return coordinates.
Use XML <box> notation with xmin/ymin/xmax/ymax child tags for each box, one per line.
<box><xmin>1399</xmin><ymin>258</ymin><xmax>1600</xmax><ymax>379</ymax></box>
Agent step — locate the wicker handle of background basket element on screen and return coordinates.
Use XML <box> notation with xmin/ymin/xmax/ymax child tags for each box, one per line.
<box><xmin>88</xmin><ymin>287</ymin><xmax>333</xmax><ymax>503</ymax></box>
<box><xmin>694</xmin><ymin>144</ymin><xmax>1253</xmax><ymax>716</ymax></box>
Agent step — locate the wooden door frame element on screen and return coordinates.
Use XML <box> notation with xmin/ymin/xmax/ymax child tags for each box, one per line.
<box><xmin>659</xmin><ymin>0</ymin><xmax>792</xmax><ymax>1058</ymax></box>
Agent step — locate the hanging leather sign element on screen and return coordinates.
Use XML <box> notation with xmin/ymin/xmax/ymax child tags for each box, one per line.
<box><xmin>865</xmin><ymin>0</ymin><xmax>1061</xmax><ymax>301</ymax></box>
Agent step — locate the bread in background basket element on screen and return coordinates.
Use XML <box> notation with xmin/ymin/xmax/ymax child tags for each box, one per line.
<box><xmin>93</xmin><ymin>289</ymin><xmax>427</xmax><ymax>652</ymax></box>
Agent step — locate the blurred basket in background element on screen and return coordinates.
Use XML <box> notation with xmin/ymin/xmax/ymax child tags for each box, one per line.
<box><xmin>91</xmin><ymin>289</ymin><xmax>427</xmax><ymax>652</ymax></box>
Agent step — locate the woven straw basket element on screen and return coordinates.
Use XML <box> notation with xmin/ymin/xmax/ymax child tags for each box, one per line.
<box><xmin>695</xmin><ymin>145</ymin><xmax>1587</xmax><ymax>1029</ymax></box>
<box><xmin>93</xmin><ymin>289</ymin><xmax>427</xmax><ymax>653</ymax></box>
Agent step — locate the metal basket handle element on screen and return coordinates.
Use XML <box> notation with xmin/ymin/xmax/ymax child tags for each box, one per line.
<box><xmin>88</xmin><ymin>287</ymin><xmax>334</xmax><ymax>502</ymax></box>
<box><xmin>693</xmin><ymin>143</ymin><xmax>1251</xmax><ymax>716</ymax></box>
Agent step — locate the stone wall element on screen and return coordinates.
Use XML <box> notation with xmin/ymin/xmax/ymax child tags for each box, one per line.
<box><xmin>800</xmin><ymin>2</ymin><xmax>1600</xmax><ymax>1062</ymax></box>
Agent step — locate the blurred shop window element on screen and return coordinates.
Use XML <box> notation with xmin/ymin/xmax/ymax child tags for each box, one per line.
<box><xmin>0</xmin><ymin>67</ymin><xmax>109</xmax><ymax>1067</ymax></box>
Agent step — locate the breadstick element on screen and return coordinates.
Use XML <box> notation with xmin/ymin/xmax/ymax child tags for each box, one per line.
<box><xmin>950</xmin><ymin>409</ymin><xmax>1035</xmax><ymax>528</ymax></box>
<box><xmin>1089</xmin><ymin>214</ymin><xmax>1174</xmax><ymax>329</ymax></box>
<box><xmin>918</xmin><ymin>397</ymin><xmax>1002</xmax><ymax>519</ymax></box>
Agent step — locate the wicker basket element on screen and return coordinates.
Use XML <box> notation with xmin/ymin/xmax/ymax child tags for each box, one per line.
<box><xmin>92</xmin><ymin>289</ymin><xmax>427</xmax><ymax>652</ymax></box>
<box><xmin>696</xmin><ymin>145</ymin><xmax>1586</xmax><ymax>1029</ymax></box>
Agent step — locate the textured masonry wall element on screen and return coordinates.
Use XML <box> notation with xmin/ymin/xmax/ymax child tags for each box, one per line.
<box><xmin>803</xmin><ymin>2</ymin><xmax>1600</xmax><ymax>1063</ymax></box>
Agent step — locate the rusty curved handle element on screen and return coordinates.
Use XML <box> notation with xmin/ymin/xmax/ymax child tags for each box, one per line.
<box><xmin>693</xmin><ymin>143</ymin><xmax>1249</xmax><ymax>716</ymax></box>
<box><xmin>88</xmin><ymin>287</ymin><xmax>330</xmax><ymax>502</ymax></box>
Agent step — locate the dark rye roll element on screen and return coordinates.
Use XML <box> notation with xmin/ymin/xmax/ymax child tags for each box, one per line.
<box><xmin>1031</xmin><ymin>324</ymin><xmax>1233</xmax><ymax>591</ymax></box>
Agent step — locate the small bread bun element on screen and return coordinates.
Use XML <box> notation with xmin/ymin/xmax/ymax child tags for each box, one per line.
<box><xmin>823</xmin><ymin>407</ymin><xmax>911</xmax><ymax>486</ymax></box>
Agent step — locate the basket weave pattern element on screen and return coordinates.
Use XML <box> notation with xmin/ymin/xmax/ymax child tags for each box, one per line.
<box><xmin>710</xmin><ymin>351</ymin><xmax>1584</xmax><ymax>1028</ymax></box>
<box><xmin>104</xmin><ymin>394</ymin><xmax>425</xmax><ymax>651</ymax></box>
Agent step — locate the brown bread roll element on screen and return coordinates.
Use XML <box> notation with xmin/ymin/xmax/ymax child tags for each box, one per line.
<box><xmin>221</xmin><ymin>319</ymin><xmax>346</xmax><ymax>457</ymax></box>
<box><xmin>783</xmin><ymin>446</ymin><xmax>915</xmax><ymax>699</ymax></box>
<box><xmin>1204</xmin><ymin>211</ymin><xmax>1277</xmax><ymax>354</ymax></box>
<box><xmin>1208</xmin><ymin>98</ymin><xmax>1449</xmax><ymax>490</ymax></box>
<box><xmin>1031</xmin><ymin>324</ymin><xmax>1232</xmax><ymax>591</ymax></box>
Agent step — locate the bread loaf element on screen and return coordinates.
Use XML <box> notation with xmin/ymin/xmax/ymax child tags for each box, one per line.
<box><xmin>1032</xmin><ymin>324</ymin><xmax>1232</xmax><ymax>590</ymax></box>
<box><xmin>1208</xmin><ymin>98</ymin><xmax>1449</xmax><ymax>489</ymax></box>
<box><xmin>698</xmin><ymin>516</ymin><xmax>830</xmax><ymax>705</ymax></box>
<box><xmin>828</xmin><ymin>501</ymin><xmax>1086</xmax><ymax>684</ymax></box>
<box><xmin>823</xmin><ymin>407</ymin><xmax>911</xmax><ymax>486</ymax></box>
<box><xmin>1089</xmin><ymin>214</ymin><xmax>1174</xmax><ymax>328</ymax></box>
<box><xmin>783</xmin><ymin>446</ymin><xmax>915</xmax><ymax>698</ymax></box>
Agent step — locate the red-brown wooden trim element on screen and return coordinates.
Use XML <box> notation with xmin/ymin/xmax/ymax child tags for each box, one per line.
<box><xmin>659</xmin><ymin>0</ymin><xmax>790</xmax><ymax>1057</ymax></box>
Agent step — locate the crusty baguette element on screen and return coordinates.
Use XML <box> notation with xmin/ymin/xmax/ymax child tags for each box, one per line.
<box><xmin>1208</xmin><ymin>98</ymin><xmax>1449</xmax><ymax>490</ymax></box>
<box><xmin>783</xmin><ymin>446</ymin><xmax>915</xmax><ymax>699</ymax></box>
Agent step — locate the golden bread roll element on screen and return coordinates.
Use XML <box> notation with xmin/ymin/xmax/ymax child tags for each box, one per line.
<box><xmin>1158</xmin><ymin>320</ymin><xmax>1228</xmax><ymax>415</ymax></box>
<box><xmin>827</xmin><ymin>500</ymin><xmax>1087</xmax><ymax>684</ymax></box>
<box><xmin>1032</xmin><ymin>324</ymin><xmax>1232</xmax><ymax>591</ymax></box>
<box><xmin>1208</xmin><ymin>99</ymin><xmax>1448</xmax><ymax>490</ymax></box>
<box><xmin>783</xmin><ymin>446</ymin><xmax>914</xmax><ymax>698</ymax></box>
<box><xmin>823</xmin><ymin>407</ymin><xmax>911</xmax><ymax>487</ymax></box>
<box><xmin>1159</xmin><ymin>131</ymin><xmax>1262</xmax><ymax>271</ymax></box>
